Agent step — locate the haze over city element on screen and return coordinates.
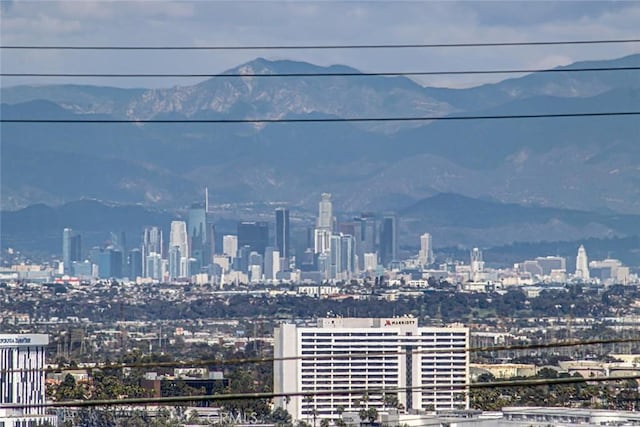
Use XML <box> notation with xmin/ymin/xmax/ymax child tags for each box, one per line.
<box><xmin>1</xmin><ymin>1</ymin><xmax>640</xmax><ymax>427</ymax></box>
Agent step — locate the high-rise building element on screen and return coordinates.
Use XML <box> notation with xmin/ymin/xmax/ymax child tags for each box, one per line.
<box><xmin>275</xmin><ymin>208</ymin><xmax>290</xmax><ymax>261</ymax></box>
<box><xmin>314</xmin><ymin>194</ymin><xmax>334</xmax><ymax>258</ymax></box>
<box><xmin>222</xmin><ymin>235</ymin><xmax>238</xmax><ymax>258</ymax></box>
<box><xmin>142</xmin><ymin>226</ymin><xmax>163</xmax><ymax>276</ymax></box>
<box><xmin>314</xmin><ymin>228</ymin><xmax>332</xmax><ymax>255</ymax></box>
<box><xmin>142</xmin><ymin>226</ymin><xmax>163</xmax><ymax>256</ymax></box>
<box><xmin>340</xmin><ymin>234</ymin><xmax>356</xmax><ymax>278</ymax></box>
<box><xmin>90</xmin><ymin>247</ymin><xmax>123</xmax><ymax>279</ymax></box>
<box><xmin>168</xmin><ymin>246</ymin><xmax>181</xmax><ymax>280</ymax></box>
<box><xmin>575</xmin><ymin>245</ymin><xmax>590</xmax><ymax>279</ymax></box>
<box><xmin>62</xmin><ymin>228</ymin><xmax>82</xmax><ymax>274</ymax></box>
<box><xmin>274</xmin><ymin>318</ymin><xmax>469</xmax><ymax>422</ymax></box>
<box><xmin>128</xmin><ymin>248</ymin><xmax>143</xmax><ymax>279</ymax></box>
<box><xmin>419</xmin><ymin>233</ymin><xmax>434</xmax><ymax>267</ymax></box>
<box><xmin>264</xmin><ymin>247</ymin><xmax>281</xmax><ymax>281</ymax></box>
<box><xmin>169</xmin><ymin>221</ymin><xmax>189</xmax><ymax>259</ymax></box>
<box><xmin>379</xmin><ymin>215</ymin><xmax>397</xmax><ymax>267</ymax></box>
<box><xmin>237</xmin><ymin>221</ymin><xmax>269</xmax><ymax>256</ymax></box>
<box><xmin>317</xmin><ymin>193</ymin><xmax>333</xmax><ymax>230</ymax></box>
<box><xmin>354</xmin><ymin>213</ymin><xmax>377</xmax><ymax>270</ymax></box>
<box><xmin>188</xmin><ymin>202</ymin><xmax>208</xmax><ymax>271</ymax></box>
<box><xmin>145</xmin><ymin>252</ymin><xmax>163</xmax><ymax>281</ymax></box>
<box><xmin>0</xmin><ymin>334</ymin><xmax>56</xmax><ymax>426</ymax></box>
<box><xmin>470</xmin><ymin>248</ymin><xmax>484</xmax><ymax>279</ymax></box>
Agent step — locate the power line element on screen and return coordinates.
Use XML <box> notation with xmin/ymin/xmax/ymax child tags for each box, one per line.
<box><xmin>26</xmin><ymin>337</ymin><xmax>640</xmax><ymax>375</ymax></box>
<box><xmin>7</xmin><ymin>373</ymin><xmax>640</xmax><ymax>409</ymax></box>
<box><xmin>2</xmin><ymin>112</ymin><xmax>639</xmax><ymax>124</ymax></box>
<box><xmin>2</xmin><ymin>66</ymin><xmax>639</xmax><ymax>78</ymax></box>
<box><xmin>2</xmin><ymin>38</ymin><xmax>640</xmax><ymax>50</ymax></box>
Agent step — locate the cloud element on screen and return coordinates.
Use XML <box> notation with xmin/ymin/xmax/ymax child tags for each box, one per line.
<box><xmin>1</xmin><ymin>1</ymin><xmax>639</xmax><ymax>89</ymax></box>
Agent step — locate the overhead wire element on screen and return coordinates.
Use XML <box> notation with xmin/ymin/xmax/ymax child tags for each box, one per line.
<box><xmin>2</xmin><ymin>112</ymin><xmax>639</xmax><ymax>124</ymax></box>
<box><xmin>2</xmin><ymin>38</ymin><xmax>640</xmax><ymax>50</ymax></box>
<box><xmin>6</xmin><ymin>373</ymin><xmax>640</xmax><ymax>409</ymax></box>
<box><xmin>1</xmin><ymin>65</ymin><xmax>639</xmax><ymax>78</ymax></box>
<box><xmin>9</xmin><ymin>336</ymin><xmax>638</xmax><ymax>374</ymax></box>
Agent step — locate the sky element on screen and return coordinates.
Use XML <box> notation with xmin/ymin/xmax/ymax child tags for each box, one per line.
<box><xmin>1</xmin><ymin>0</ymin><xmax>639</xmax><ymax>89</ymax></box>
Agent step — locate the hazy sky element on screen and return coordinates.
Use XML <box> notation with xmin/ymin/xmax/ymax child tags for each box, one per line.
<box><xmin>1</xmin><ymin>1</ymin><xmax>639</xmax><ymax>89</ymax></box>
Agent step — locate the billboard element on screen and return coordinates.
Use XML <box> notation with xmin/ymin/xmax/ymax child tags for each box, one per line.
<box><xmin>0</xmin><ymin>334</ymin><xmax>49</xmax><ymax>347</ymax></box>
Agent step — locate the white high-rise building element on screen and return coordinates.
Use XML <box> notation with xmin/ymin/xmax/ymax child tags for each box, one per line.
<box><xmin>314</xmin><ymin>193</ymin><xmax>334</xmax><ymax>258</ymax></box>
<box><xmin>169</xmin><ymin>221</ymin><xmax>189</xmax><ymax>259</ymax></box>
<box><xmin>317</xmin><ymin>193</ymin><xmax>333</xmax><ymax>230</ymax></box>
<box><xmin>575</xmin><ymin>245</ymin><xmax>590</xmax><ymax>280</ymax></box>
<box><xmin>0</xmin><ymin>334</ymin><xmax>57</xmax><ymax>427</ymax></box>
<box><xmin>274</xmin><ymin>318</ymin><xmax>469</xmax><ymax>422</ymax></box>
<box><xmin>314</xmin><ymin>228</ymin><xmax>332</xmax><ymax>255</ymax></box>
<box><xmin>264</xmin><ymin>247</ymin><xmax>281</xmax><ymax>281</ymax></box>
<box><xmin>470</xmin><ymin>248</ymin><xmax>484</xmax><ymax>278</ymax></box>
<box><xmin>222</xmin><ymin>235</ymin><xmax>238</xmax><ymax>259</ymax></box>
<box><xmin>418</xmin><ymin>233</ymin><xmax>434</xmax><ymax>267</ymax></box>
<box><xmin>170</xmin><ymin>221</ymin><xmax>189</xmax><ymax>277</ymax></box>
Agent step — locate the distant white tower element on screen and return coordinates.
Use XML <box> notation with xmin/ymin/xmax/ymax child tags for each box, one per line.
<box><xmin>314</xmin><ymin>193</ymin><xmax>333</xmax><ymax>255</ymax></box>
<box><xmin>170</xmin><ymin>221</ymin><xmax>189</xmax><ymax>277</ymax></box>
<box><xmin>575</xmin><ymin>245</ymin><xmax>590</xmax><ymax>279</ymax></box>
<box><xmin>470</xmin><ymin>248</ymin><xmax>484</xmax><ymax>275</ymax></box>
<box><xmin>317</xmin><ymin>193</ymin><xmax>333</xmax><ymax>230</ymax></box>
<box><xmin>419</xmin><ymin>233</ymin><xmax>434</xmax><ymax>267</ymax></box>
<box><xmin>222</xmin><ymin>235</ymin><xmax>238</xmax><ymax>258</ymax></box>
<box><xmin>170</xmin><ymin>221</ymin><xmax>189</xmax><ymax>258</ymax></box>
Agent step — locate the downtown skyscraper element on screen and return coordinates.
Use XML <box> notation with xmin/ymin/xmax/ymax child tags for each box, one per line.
<box><xmin>62</xmin><ymin>228</ymin><xmax>81</xmax><ymax>274</ymax></box>
<box><xmin>314</xmin><ymin>193</ymin><xmax>333</xmax><ymax>254</ymax></box>
<box><xmin>275</xmin><ymin>207</ymin><xmax>290</xmax><ymax>262</ymax></box>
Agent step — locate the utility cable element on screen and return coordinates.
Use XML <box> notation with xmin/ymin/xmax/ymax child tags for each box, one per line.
<box><xmin>6</xmin><ymin>373</ymin><xmax>640</xmax><ymax>409</ymax></box>
<box><xmin>2</xmin><ymin>38</ymin><xmax>639</xmax><ymax>50</ymax></box>
<box><xmin>13</xmin><ymin>336</ymin><xmax>640</xmax><ymax>375</ymax></box>
<box><xmin>2</xmin><ymin>112</ymin><xmax>639</xmax><ymax>124</ymax></box>
<box><xmin>2</xmin><ymin>66</ymin><xmax>638</xmax><ymax>78</ymax></box>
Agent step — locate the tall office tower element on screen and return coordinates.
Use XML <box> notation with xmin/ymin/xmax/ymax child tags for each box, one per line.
<box><xmin>0</xmin><ymin>334</ymin><xmax>57</xmax><ymax>426</ymax></box>
<box><xmin>222</xmin><ymin>235</ymin><xmax>239</xmax><ymax>258</ymax></box>
<box><xmin>62</xmin><ymin>228</ymin><xmax>82</xmax><ymax>274</ymax></box>
<box><xmin>314</xmin><ymin>228</ymin><xmax>332</xmax><ymax>254</ymax></box>
<box><xmin>354</xmin><ymin>213</ymin><xmax>377</xmax><ymax>270</ymax></box>
<box><xmin>575</xmin><ymin>245</ymin><xmax>590</xmax><ymax>279</ymax></box>
<box><xmin>237</xmin><ymin>221</ymin><xmax>269</xmax><ymax>255</ymax></box>
<box><xmin>379</xmin><ymin>214</ymin><xmax>397</xmax><ymax>267</ymax></box>
<box><xmin>317</xmin><ymin>193</ymin><xmax>333</xmax><ymax>229</ymax></box>
<box><xmin>188</xmin><ymin>202</ymin><xmax>207</xmax><ymax>271</ymax></box>
<box><xmin>168</xmin><ymin>246</ymin><xmax>181</xmax><ymax>280</ymax></box>
<box><xmin>314</xmin><ymin>194</ymin><xmax>334</xmax><ymax>257</ymax></box>
<box><xmin>264</xmin><ymin>247</ymin><xmax>281</xmax><ymax>281</ymax></box>
<box><xmin>274</xmin><ymin>318</ymin><xmax>469</xmax><ymax>422</ymax></box>
<box><xmin>128</xmin><ymin>248</ymin><xmax>143</xmax><ymax>278</ymax></box>
<box><xmin>90</xmin><ymin>247</ymin><xmax>123</xmax><ymax>279</ymax></box>
<box><xmin>236</xmin><ymin>245</ymin><xmax>252</xmax><ymax>273</ymax></box>
<box><xmin>329</xmin><ymin>234</ymin><xmax>342</xmax><ymax>279</ymax></box>
<box><xmin>419</xmin><ymin>233</ymin><xmax>434</xmax><ymax>267</ymax></box>
<box><xmin>340</xmin><ymin>234</ymin><xmax>356</xmax><ymax>278</ymax></box>
<box><xmin>145</xmin><ymin>252</ymin><xmax>163</xmax><ymax>281</ymax></box>
<box><xmin>275</xmin><ymin>208</ymin><xmax>290</xmax><ymax>261</ymax></box>
<box><xmin>470</xmin><ymin>248</ymin><xmax>484</xmax><ymax>275</ymax></box>
<box><xmin>170</xmin><ymin>221</ymin><xmax>189</xmax><ymax>276</ymax></box>
<box><xmin>142</xmin><ymin>226</ymin><xmax>163</xmax><ymax>276</ymax></box>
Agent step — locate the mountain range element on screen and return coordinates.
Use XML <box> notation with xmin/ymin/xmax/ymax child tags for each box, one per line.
<box><xmin>1</xmin><ymin>54</ymin><xmax>639</xmax><ymax>219</ymax></box>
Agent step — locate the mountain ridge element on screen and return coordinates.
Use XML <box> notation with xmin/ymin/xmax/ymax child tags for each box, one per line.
<box><xmin>1</xmin><ymin>54</ymin><xmax>639</xmax><ymax>214</ymax></box>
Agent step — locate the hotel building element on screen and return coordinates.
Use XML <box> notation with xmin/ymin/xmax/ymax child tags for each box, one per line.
<box><xmin>0</xmin><ymin>334</ymin><xmax>55</xmax><ymax>427</ymax></box>
<box><xmin>274</xmin><ymin>318</ymin><xmax>469</xmax><ymax>421</ymax></box>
